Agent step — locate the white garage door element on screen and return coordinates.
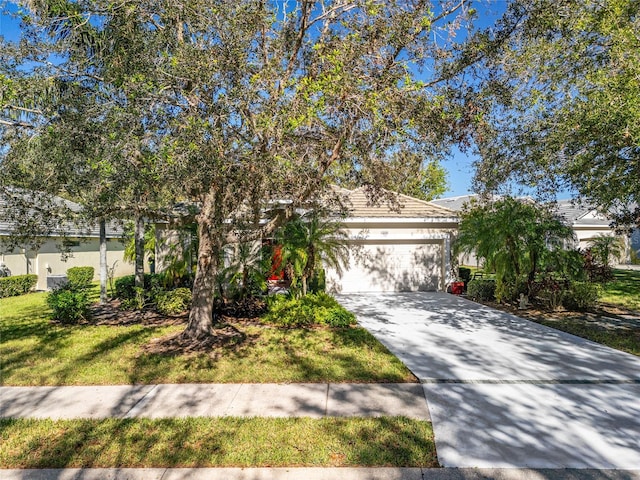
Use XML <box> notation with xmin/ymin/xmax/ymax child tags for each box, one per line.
<box><xmin>327</xmin><ymin>240</ymin><xmax>442</xmax><ymax>293</ymax></box>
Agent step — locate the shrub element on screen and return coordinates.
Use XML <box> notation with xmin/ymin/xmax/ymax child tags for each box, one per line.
<box><xmin>156</xmin><ymin>287</ymin><xmax>192</xmax><ymax>315</ymax></box>
<box><xmin>66</xmin><ymin>266</ymin><xmax>94</xmax><ymax>290</ymax></box>
<box><xmin>114</xmin><ymin>274</ymin><xmax>164</xmax><ymax>301</ymax></box>
<box><xmin>563</xmin><ymin>281</ymin><xmax>601</xmax><ymax>311</ymax></box>
<box><xmin>458</xmin><ymin>267</ymin><xmax>471</xmax><ymax>283</ymax></box>
<box><xmin>120</xmin><ymin>286</ymin><xmax>147</xmax><ymax>311</ymax></box>
<box><xmin>467</xmin><ymin>279</ymin><xmax>496</xmax><ymax>301</ymax></box>
<box><xmin>0</xmin><ymin>274</ymin><xmax>38</xmax><ymax>298</ymax></box>
<box><xmin>46</xmin><ymin>285</ymin><xmax>91</xmax><ymax>324</ymax></box>
<box><xmin>324</xmin><ymin>307</ymin><xmax>356</xmax><ymax>328</ymax></box>
<box><xmin>536</xmin><ymin>285</ymin><xmax>565</xmax><ymax>311</ymax></box>
<box><xmin>495</xmin><ymin>276</ymin><xmax>528</xmax><ymax>303</ymax></box>
<box><xmin>263</xmin><ymin>292</ymin><xmax>356</xmax><ymax>328</ymax></box>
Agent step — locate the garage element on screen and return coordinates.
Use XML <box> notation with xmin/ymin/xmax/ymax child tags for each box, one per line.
<box><xmin>332</xmin><ymin>240</ymin><xmax>443</xmax><ymax>293</ymax></box>
<box><xmin>324</xmin><ymin>188</ymin><xmax>458</xmax><ymax>294</ymax></box>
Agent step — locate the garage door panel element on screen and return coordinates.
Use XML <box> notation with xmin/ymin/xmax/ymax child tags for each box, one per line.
<box><xmin>327</xmin><ymin>242</ymin><xmax>441</xmax><ymax>293</ymax></box>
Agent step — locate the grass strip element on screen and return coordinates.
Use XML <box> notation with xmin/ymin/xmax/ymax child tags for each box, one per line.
<box><xmin>0</xmin><ymin>417</ymin><xmax>437</xmax><ymax>468</ymax></box>
<box><xmin>1</xmin><ymin>293</ymin><xmax>415</xmax><ymax>385</ymax></box>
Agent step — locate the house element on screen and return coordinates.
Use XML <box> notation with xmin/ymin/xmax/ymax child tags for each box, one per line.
<box><xmin>1</xmin><ymin>193</ymin><xmax>134</xmax><ymax>290</ymax></box>
<box><xmin>324</xmin><ymin>188</ymin><xmax>458</xmax><ymax>293</ymax></box>
<box><xmin>431</xmin><ymin>195</ymin><xmax>631</xmax><ymax>265</ymax></box>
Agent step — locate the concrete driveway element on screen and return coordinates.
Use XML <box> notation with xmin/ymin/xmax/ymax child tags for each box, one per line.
<box><xmin>338</xmin><ymin>292</ymin><xmax>640</xmax><ymax>469</ymax></box>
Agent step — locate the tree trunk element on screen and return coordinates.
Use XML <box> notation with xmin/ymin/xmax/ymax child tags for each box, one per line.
<box><xmin>134</xmin><ymin>214</ymin><xmax>145</xmax><ymax>289</ymax></box>
<box><xmin>99</xmin><ymin>219</ymin><xmax>107</xmax><ymax>304</ymax></box>
<box><xmin>182</xmin><ymin>220</ymin><xmax>220</xmax><ymax>340</ymax></box>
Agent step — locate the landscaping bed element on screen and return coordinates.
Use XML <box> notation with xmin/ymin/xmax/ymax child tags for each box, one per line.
<box><xmin>0</xmin><ymin>292</ymin><xmax>417</xmax><ymax>386</ymax></box>
<box><xmin>473</xmin><ymin>297</ymin><xmax>640</xmax><ymax>357</ymax></box>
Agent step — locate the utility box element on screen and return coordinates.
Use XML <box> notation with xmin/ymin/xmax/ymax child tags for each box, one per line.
<box><xmin>47</xmin><ymin>275</ymin><xmax>68</xmax><ymax>291</ymax></box>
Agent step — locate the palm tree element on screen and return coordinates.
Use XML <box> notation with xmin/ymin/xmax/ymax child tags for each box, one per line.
<box><xmin>588</xmin><ymin>234</ymin><xmax>625</xmax><ymax>267</ymax></box>
<box><xmin>455</xmin><ymin>197</ymin><xmax>576</xmax><ymax>300</ymax></box>
<box><xmin>277</xmin><ymin>212</ymin><xmax>349</xmax><ymax>296</ymax></box>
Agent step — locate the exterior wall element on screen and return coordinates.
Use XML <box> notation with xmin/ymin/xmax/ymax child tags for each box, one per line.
<box><xmin>1</xmin><ymin>237</ymin><xmax>134</xmax><ymax>290</ymax></box>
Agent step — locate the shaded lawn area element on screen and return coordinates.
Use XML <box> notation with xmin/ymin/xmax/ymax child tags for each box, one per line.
<box><xmin>522</xmin><ymin>268</ymin><xmax>640</xmax><ymax>356</ymax></box>
<box><xmin>599</xmin><ymin>268</ymin><xmax>640</xmax><ymax>312</ymax></box>
<box><xmin>0</xmin><ymin>417</ymin><xmax>437</xmax><ymax>468</ymax></box>
<box><xmin>0</xmin><ymin>293</ymin><xmax>416</xmax><ymax>386</ymax></box>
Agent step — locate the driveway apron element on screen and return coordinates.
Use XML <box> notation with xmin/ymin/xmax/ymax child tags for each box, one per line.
<box><xmin>338</xmin><ymin>292</ymin><xmax>640</xmax><ymax>469</ymax></box>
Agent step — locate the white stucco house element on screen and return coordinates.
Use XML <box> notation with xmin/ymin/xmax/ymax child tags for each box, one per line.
<box><xmin>324</xmin><ymin>188</ymin><xmax>458</xmax><ymax>293</ymax></box>
<box><xmin>1</xmin><ymin>193</ymin><xmax>134</xmax><ymax>290</ymax></box>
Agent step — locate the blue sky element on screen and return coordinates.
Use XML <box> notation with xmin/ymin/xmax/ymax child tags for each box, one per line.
<box><xmin>0</xmin><ymin>1</ymin><xmax>509</xmax><ymax>199</ymax></box>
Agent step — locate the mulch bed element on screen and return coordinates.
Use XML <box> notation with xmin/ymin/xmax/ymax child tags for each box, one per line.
<box><xmin>88</xmin><ymin>299</ymin><xmax>260</xmax><ymax>356</ymax></box>
<box><xmin>89</xmin><ymin>299</ymin><xmax>188</xmax><ymax>327</ymax></box>
<box><xmin>471</xmin><ymin>296</ymin><xmax>640</xmax><ymax>331</ymax></box>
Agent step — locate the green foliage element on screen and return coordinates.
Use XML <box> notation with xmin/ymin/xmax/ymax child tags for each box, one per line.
<box><xmin>120</xmin><ymin>287</ymin><xmax>146</xmax><ymax>311</ymax></box>
<box><xmin>276</xmin><ymin>212</ymin><xmax>348</xmax><ymax>297</ymax></box>
<box><xmin>221</xmin><ymin>241</ymin><xmax>269</xmax><ymax>301</ymax></box>
<box><xmin>495</xmin><ymin>275</ymin><xmax>528</xmax><ymax>303</ymax></box>
<box><xmin>467</xmin><ymin>279</ymin><xmax>496</xmax><ymax>301</ymax></box>
<box><xmin>308</xmin><ymin>269</ymin><xmax>326</xmax><ymax>294</ymax></box>
<box><xmin>66</xmin><ymin>266</ymin><xmax>94</xmax><ymax>290</ymax></box>
<box><xmin>563</xmin><ymin>282</ymin><xmax>601</xmax><ymax>311</ymax></box>
<box><xmin>46</xmin><ymin>285</ymin><xmax>91</xmax><ymax>324</ymax></box>
<box><xmin>587</xmin><ymin>235</ymin><xmax>625</xmax><ymax>268</ymax></box>
<box><xmin>155</xmin><ymin>287</ymin><xmax>192</xmax><ymax>315</ymax></box>
<box><xmin>0</xmin><ymin>0</ymin><xmax>510</xmax><ymax>340</ymax></box>
<box><xmin>535</xmin><ymin>282</ymin><xmax>566</xmax><ymax>311</ymax></box>
<box><xmin>114</xmin><ymin>274</ymin><xmax>167</xmax><ymax>302</ymax></box>
<box><xmin>263</xmin><ymin>293</ymin><xmax>356</xmax><ymax>328</ymax></box>
<box><xmin>123</xmin><ymin>222</ymin><xmax>156</xmax><ymax>265</ymax></box>
<box><xmin>0</xmin><ymin>274</ymin><xmax>38</xmax><ymax>298</ymax></box>
<box><xmin>473</xmin><ymin>0</ymin><xmax>640</xmax><ymax>228</ymax></box>
<box><xmin>456</xmin><ymin>197</ymin><xmax>576</xmax><ymax>296</ymax></box>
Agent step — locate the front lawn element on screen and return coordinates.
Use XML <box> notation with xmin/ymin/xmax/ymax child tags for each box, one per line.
<box><xmin>0</xmin><ymin>292</ymin><xmax>416</xmax><ymax>386</ymax></box>
<box><xmin>0</xmin><ymin>417</ymin><xmax>437</xmax><ymax>468</ymax></box>
<box><xmin>599</xmin><ymin>268</ymin><xmax>640</xmax><ymax>312</ymax></box>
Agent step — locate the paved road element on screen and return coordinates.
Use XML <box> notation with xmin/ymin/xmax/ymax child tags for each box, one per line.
<box><xmin>338</xmin><ymin>292</ymin><xmax>640</xmax><ymax>469</ymax></box>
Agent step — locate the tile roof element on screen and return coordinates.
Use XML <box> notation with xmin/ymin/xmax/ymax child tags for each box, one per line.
<box><xmin>343</xmin><ymin>188</ymin><xmax>457</xmax><ymax>218</ymax></box>
<box><xmin>0</xmin><ymin>190</ymin><xmax>124</xmax><ymax>239</ymax></box>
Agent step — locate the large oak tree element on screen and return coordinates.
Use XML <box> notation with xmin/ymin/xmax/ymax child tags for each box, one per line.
<box><xmin>2</xmin><ymin>0</ymin><xmax>498</xmax><ymax>342</ymax></box>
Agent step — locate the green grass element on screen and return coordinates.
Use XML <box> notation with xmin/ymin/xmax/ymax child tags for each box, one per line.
<box><xmin>0</xmin><ymin>292</ymin><xmax>415</xmax><ymax>386</ymax></box>
<box><xmin>599</xmin><ymin>269</ymin><xmax>640</xmax><ymax>311</ymax></box>
<box><xmin>0</xmin><ymin>417</ymin><xmax>437</xmax><ymax>468</ymax></box>
<box><xmin>531</xmin><ymin>316</ymin><xmax>640</xmax><ymax>356</ymax></box>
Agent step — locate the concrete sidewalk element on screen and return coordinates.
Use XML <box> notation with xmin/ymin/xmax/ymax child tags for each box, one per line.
<box><xmin>0</xmin><ymin>383</ymin><xmax>429</xmax><ymax>420</ymax></box>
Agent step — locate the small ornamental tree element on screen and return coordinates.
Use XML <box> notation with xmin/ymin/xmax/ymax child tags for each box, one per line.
<box><xmin>455</xmin><ymin>197</ymin><xmax>575</xmax><ymax>301</ymax></box>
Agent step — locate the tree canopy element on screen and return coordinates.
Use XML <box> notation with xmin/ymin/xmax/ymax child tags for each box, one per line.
<box><xmin>468</xmin><ymin>0</ymin><xmax>640</xmax><ymax>229</ymax></box>
<box><xmin>465</xmin><ymin>0</ymin><xmax>640</xmax><ymax>229</ymax></box>
<box><xmin>1</xmin><ymin>0</ymin><xmax>513</xmax><ymax>342</ymax></box>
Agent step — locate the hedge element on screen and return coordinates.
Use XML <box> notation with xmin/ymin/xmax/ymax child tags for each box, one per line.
<box><xmin>0</xmin><ymin>274</ymin><xmax>38</xmax><ymax>298</ymax></box>
<box><xmin>66</xmin><ymin>266</ymin><xmax>95</xmax><ymax>290</ymax></box>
